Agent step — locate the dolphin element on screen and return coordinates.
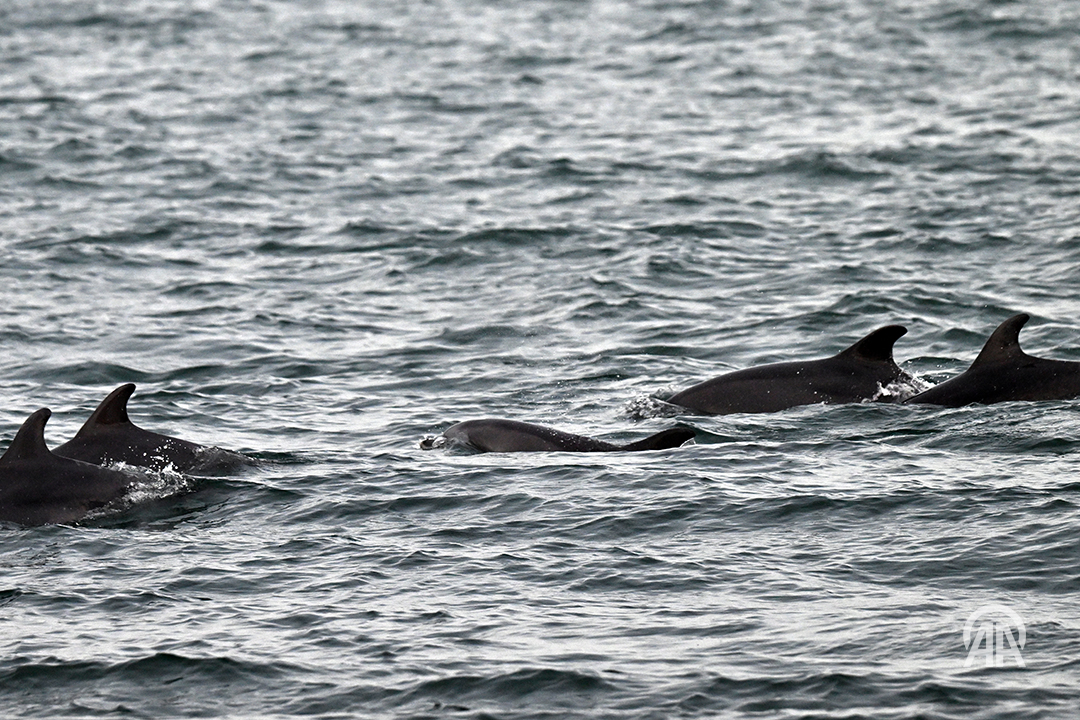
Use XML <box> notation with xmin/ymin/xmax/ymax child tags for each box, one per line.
<box><xmin>423</xmin><ymin>419</ymin><xmax>695</xmax><ymax>453</ymax></box>
<box><xmin>666</xmin><ymin>324</ymin><xmax>912</xmax><ymax>415</ymax></box>
<box><xmin>906</xmin><ymin>313</ymin><xmax>1080</xmax><ymax>406</ymax></box>
<box><xmin>0</xmin><ymin>408</ymin><xmax>134</xmax><ymax>525</ymax></box>
<box><xmin>53</xmin><ymin>383</ymin><xmax>250</xmax><ymax>474</ymax></box>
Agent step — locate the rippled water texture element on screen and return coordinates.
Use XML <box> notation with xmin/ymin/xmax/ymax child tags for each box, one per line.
<box><xmin>2</xmin><ymin>0</ymin><xmax>1080</xmax><ymax>718</ymax></box>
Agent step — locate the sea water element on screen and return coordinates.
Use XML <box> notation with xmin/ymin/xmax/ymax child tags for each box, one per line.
<box><xmin>1</xmin><ymin>1</ymin><xmax>1079</xmax><ymax>717</ymax></box>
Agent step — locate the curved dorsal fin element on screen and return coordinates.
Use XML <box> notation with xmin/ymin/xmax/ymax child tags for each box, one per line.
<box><xmin>971</xmin><ymin>313</ymin><xmax>1030</xmax><ymax>367</ymax></box>
<box><xmin>620</xmin><ymin>427</ymin><xmax>696</xmax><ymax>451</ymax></box>
<box><xmin>76</xmin><ymin>384</ymin><xmax>136</xmax><ymax>434</ymax></box>
<box><xmin>0</xmin><ymin>408</ymin><xmax>53</xmax><ymax>463</ymax></box>
<box><xmin>839</xmin><ymin>325</ymin><xmax>907</xmax><ymax>363</ymax></box>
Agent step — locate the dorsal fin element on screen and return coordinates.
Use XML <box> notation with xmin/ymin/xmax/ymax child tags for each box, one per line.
<box><xmin>839</xmin><ymin>325</ymin><xmax>907</xmax><ymax>363</ymax></box>
<box><xmin>75</xmin><ymin>384</ymin><xmax>136</xmax><ymax>434</ymax></box>
<box><xmin>0</xmin><ymin>409</ymin><xmax>53</xmax><ymax>463</ymax></box>
<box><xmin>620</xmin><ymin>427</ymin><xmax>695</xmax><ymax>451</ymax></box>
<box><xmin>971</xmin><ymin>313</ymin><xmax>1030</xmax><ymax>367</ymax></box>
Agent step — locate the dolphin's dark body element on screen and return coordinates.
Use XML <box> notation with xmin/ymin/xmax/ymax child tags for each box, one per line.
<box><xmin>54</xmin><ymin>384</ymin><xmax>249</xmax><ymax>474</ymax></box>
<box><xmin>666</xmin><ymin>325</ymin><xmax>912</xmax><ymax>415</ymax></box>
<box><xmin>426</xmin><ymin>419</ymin><xmax>694</xmax><ymax>453</ymax></box>
<box><xmin>0</xmin><ymin>409</ymin><xmax>134</xmax><ymax>525</ymax></box>
<box><xmin>906</xmin><ymin>313</ymin><xmax>1080</xmax><ymax>407</ymax></box>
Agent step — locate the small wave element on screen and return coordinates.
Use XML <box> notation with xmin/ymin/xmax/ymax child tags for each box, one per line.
<box><xmin>454</xmin><ymin>226</ymin><xmax>578</xmax><ymax>245</ymax></box>
<box><xmin>1</xmin><ymin>651</ymin><xmax>299</xmax><ymax>691</ymax></box>
<box><xmin>677</xmin><ymin>670</ymin><xmax>890</xmax><ymax>715</ymax></box>
<box><xmin>669</xmin><ymin>668</ymin><xmax>1071</xmax><ymax>716</ymax></box>
<box><xmin>401</xmin><ymin>667</ymin><xmax>615</xmax><ymax>706</ymax></box>
<box><xmin>623</xmin><ymin>393</ymin><xmax>684</xmax><ymax>420</ymax></box>
<box><xmin>418</xmin><ymin>434</ymin><xmax>447</xmax><ymax>450</ymax></box>
<box><xmin>873</xmin><ymin>375</ymin><xmax>934</xmax><ymax>403</ymax></box>
<box><xmin>24</xmin><ymin>361</ymin><xmax>148</xmax><ymax>386</ymax></box>
<box><xmin>0</xmin><ymin>152</ymin><xmax>38</xmax><ymax>173</ymax></box>
<box><xmin>80</xmin><ymin>464</ymin><xmax>195</xmax><ymax>524</ymax></box>
<box><xmin>187</xmin><ymin>446</ymin><xmax>259</xmax><ymax>475</ymax></box>
<box><xmin>756</xmin><ymin>150</ymin><xmax>889</xmax><ymax>181</ymax></box>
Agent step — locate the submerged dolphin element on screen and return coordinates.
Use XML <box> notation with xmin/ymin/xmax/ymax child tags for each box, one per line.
<box><xmin>666</xmin><ymin>324</ymin><xmax>912</xmax><ymax>415</ymax></box>
<box><xmin>906</xmin><ymin>313</ymin><xmax>1080</xmax><ymax>406</ymax></box>
<box><xmin>54</xmin><ymin>384</ymin><xmax>250</xmax><ymax>474</ymax></box>
<box><xmin>0</xmin><ymin>409</ymin><xmax>134</xmax><ymax>525</ymax></box>
<box><xmin>423</xmin><ymin>419</ymin><xmax>695</xmax><ymax>453</ymax></box>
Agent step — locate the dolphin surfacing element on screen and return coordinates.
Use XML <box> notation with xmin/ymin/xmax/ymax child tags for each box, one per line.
<box><xmin>53</xmin><ymin>384</ymin><xmax>250</xmax><ymax>474</ymax></box>
<box><xmin>425</xmin><ymin>419</ymin><xmax>695</xmax><ymax>453</ymax></box>
<box><xmin>666</xmin><ymin>324</ymin><xmax>912</xmax><ymax>415</ymax></box>
<box><xmin>0</xmin><ymin>409</ymin><xmax>134</xmax><ymax>526</ymax></box>
<box><xmin>906</xmin><ymin>313</ymin><xmax>1080</xmax><ymax>407</ymax></box>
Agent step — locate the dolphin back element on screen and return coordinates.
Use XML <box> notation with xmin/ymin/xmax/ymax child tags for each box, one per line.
<box><xmin>908</xmin><ymin>313</ymin><xmax>1080</xmax><ymax>406</ymax></box>
<box><xmin>54</xmin><ymin>384</ymin><xmax>250</xmax><ymax>473</ymax></box>
<box><xmin>0</xmin><ymin>408</ymin><xmax>134</xmax><ymax>525</ymax></box>
<box><xmin>439</xmin><ymin>419</ymin><xmax>692</xmax><ymax>453</ymax></box>
<box><xmin>668</xmin><ymin>324</ymin><xmax>911</xmax><ymax>415</ymax></box>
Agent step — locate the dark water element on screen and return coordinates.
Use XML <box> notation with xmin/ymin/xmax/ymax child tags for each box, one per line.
<box><xmin>2</xmin><ymin>0</ymin><xmax>1080</xmax><ymax>717</ymax></box>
